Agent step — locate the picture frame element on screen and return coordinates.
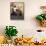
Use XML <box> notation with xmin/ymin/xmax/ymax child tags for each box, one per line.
<box><xmin>10</xmin><ymin>2</ymin><xmax>24</xmax><ymax>20</ymax></box>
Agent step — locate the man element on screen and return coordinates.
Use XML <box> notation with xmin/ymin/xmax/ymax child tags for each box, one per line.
<box><xmin>11</xmin><ymin>5</ymin><xmax>23</xmax><ymax>20</ymax></box>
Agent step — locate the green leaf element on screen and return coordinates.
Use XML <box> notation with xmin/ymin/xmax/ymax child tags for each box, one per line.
<box><xmin>44</xmin><ymin>15</ymin><xmax>46</xmax><ymax>20</ymax></box>
<box><xmin>36</xmin><ymin>15</ymin><xmax>44</xmax><ymax>21</ymax></box>
<box><xmin>5</xmin><ymin>26</ymin><xmax>18</xmax><ymax>39</ymax></box>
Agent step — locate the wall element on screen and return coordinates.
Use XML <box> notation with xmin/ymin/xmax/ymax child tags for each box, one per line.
<box><xmin>0</xmin><ymin>0</ymin><xmax>46</xmax><ymax>39</ymax></box>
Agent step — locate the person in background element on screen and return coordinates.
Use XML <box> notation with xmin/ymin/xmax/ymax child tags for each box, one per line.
<box><xmin>11</xmin><ymin>5</ymin><xmax>22</xmax><ymax>16</ymax></box>
<box><xmin>11</xmin><ymin>6</ymin><xmax>17</xmax><ymax>16</ymax></box>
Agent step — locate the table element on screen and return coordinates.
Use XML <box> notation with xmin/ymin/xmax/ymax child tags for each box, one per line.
<box><xmin>14</xmin><ymin>43</ymin><xmax>46</xmax><ymax>46</ymax></box>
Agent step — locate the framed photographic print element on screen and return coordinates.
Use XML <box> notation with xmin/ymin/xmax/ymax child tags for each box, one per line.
<box><xmin>10</xmin><ymin>2</ymin><xmax>24</xmax><ymax>20</ymax></box>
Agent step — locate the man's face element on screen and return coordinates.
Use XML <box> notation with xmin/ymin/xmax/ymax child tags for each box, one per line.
<box><xmin>13</xmin><ymin>7</ymin><xmax>17</xmax><ymax>12</ymax></box>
